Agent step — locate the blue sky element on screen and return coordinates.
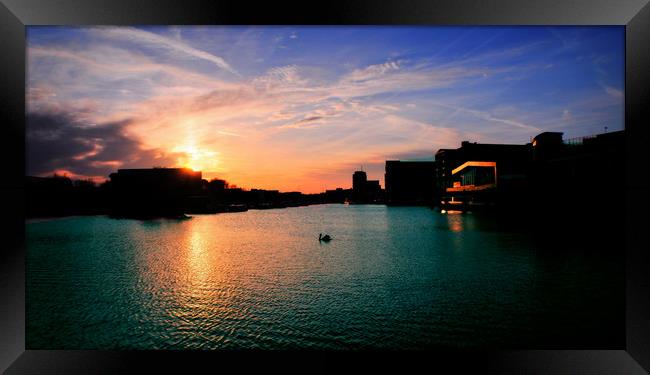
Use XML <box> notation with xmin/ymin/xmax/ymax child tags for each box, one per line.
<box><xmin>26</xmin><ymin>26</ymin><xmax>624</xmax><ymax>192</ymax></box>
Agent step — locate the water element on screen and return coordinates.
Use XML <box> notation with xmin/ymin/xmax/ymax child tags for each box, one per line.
<box><xmin>26</xmin><ymin>204</ymin><xmax>623</xmax><ymax>349</ymax></box>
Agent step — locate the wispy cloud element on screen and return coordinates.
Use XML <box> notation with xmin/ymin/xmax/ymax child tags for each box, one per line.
<box><xmin>93</xmin><ymin>27</ymin><xmax>237</xmax><ymax>74</ymax></box>
<box><xmin>278</xmin><ymin>116</ymin><xmax>324</xmax><ymax>130</ymax></box>
<box><xmin>430</xmin><ymin>101</ymin><xmax>541</xmax><ymax>132</ymax></box>
<box><xmin>602</xmin><ymin>84</ymin><xmax>623</xmax><ymax>99</ymax></box>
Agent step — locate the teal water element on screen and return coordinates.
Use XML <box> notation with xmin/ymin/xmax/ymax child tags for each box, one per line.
<box><xmin>26</xmin><ymin>204</ymin><xmax>623</xmax><ymax>349</ymax></box>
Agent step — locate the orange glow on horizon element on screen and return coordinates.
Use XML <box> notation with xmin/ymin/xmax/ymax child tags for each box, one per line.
<box><xmin>174</xmin><ymin>145</ymin><xmax>220</xmax><ymax>174</ymax></box>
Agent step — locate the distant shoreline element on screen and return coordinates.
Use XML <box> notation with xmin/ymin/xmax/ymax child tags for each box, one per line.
<box><xmin>24</xmin><ymin>202</ymin><xmax>350</xmax><ymax>222</ymax></box>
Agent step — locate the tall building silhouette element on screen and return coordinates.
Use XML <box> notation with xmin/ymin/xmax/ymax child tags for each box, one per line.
<box><xmin>351</xmin><ymin>170</ymin><xmax>382</xmax><ymax>203</ymax></box>
<box><xmin>352</xmin><ymin>170</ymin><xmax>367</xmax><ymax>202</ymax></box>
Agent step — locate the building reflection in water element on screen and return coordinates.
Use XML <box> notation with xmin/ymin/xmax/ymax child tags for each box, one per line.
<box><xmin>445</xmin><ymin>211</ymin><xmax>464</xmax><ymax>233</ymax></box>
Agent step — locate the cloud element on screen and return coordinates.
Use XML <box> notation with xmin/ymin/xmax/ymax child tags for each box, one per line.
<box><xmin>429</xmin><ymin>101</ymin><xmax>541</xmax><ymax>132</ymax></box>
<box><xmin>591</xmin><ymin>53</ymin><xmax>623</xmax><ymax>100</ymax></box>
<box><xmin>26</xmin><ymin>110</ymin><xmax>185</xmax><ymax>180</ymax></box>
<box><xmin>603</xmin><ymin>85</ymin><xmax>623</xmax><ymax>99</ymax></box>
<box><xmin>28</xmin><ymin>45</ymin><xmax>231</xmax><ymax>86</ymax></box>
<box><xmin>346</xmin><ymin>61</ymin><xmax>400</xmax><ymax>82</ymax></box>
<box><xmin>252</xmin><ymin>65</ymin><xmax>307</xmax><ymax>90</ymax></box>
<box><xmin>334</xmin><ymin>62</ymin><xmax>482</xmax><ymax>98</ymax></box>
<box><xmin>277</xmin><ymin>116</ymin><xmax>324</xmax><ymax>130</ymax></box>
<box><xmin>94</xmin><ymin>27</ymin><xmax>237</xmax><ymax>74</ymax></box>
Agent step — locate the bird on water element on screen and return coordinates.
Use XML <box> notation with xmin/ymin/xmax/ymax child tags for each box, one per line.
<box><xmin>319</xmin><ymin>233</ymin><xmax>332</xmax><ymax>242</ymax></box>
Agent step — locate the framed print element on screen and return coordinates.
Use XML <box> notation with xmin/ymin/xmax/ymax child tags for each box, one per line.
<box><xmin>1</xmin><ymin>0</ymin><xmax>649</xmax><ymax>373</ymax></box>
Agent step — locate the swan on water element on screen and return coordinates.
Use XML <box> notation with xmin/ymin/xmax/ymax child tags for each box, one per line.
<box><xmin>318</xmin><ymin>233</ymin><xmax>332</xmax><ymax>242</ymax></box>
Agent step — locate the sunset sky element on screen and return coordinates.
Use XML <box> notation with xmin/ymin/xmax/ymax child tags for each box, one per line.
<box><xmin>26</xmin><ymin>26</ymin><xmax>624</xmax><ymax>193</ymax></box>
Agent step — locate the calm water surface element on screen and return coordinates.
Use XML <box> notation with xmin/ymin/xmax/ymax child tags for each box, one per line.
<box><xmin>26</xmin><ymin>204</ymin><xmax>623</xmax><ymax>349</ymax></box>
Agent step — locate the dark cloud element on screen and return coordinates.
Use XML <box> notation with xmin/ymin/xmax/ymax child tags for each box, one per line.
<box><xmin>278</xmin><ymin>115</ymin><xmax>324</xmax><ymax>129</ymax></box>
<box><xmin>297</xmin><ymin>116</ymin><xmax>323</xmax><ymax>124</ymax></box>
<box><xmin>26</xmin><ymin>110</ymin><xmax>184</xmax><ymax>179</ymax></box>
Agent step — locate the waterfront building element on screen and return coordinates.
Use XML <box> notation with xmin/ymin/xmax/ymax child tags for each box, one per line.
<box><xmin>351</xmin><ymin>170</ymin><xmax>384</xmax><ymax>203</ymax></box>
<box><xmin>435</xmin><ymin>141</ymin><xmax>531</xmax><ymax>211</ymax></box>
<box><xmin>352</xmin><ymin>170</ymin><xmax>367</xmax><ymax>199</ymax></box>
<box><xmin>251</xmin><ymin>189</ymin><xmax>280</xmax><ymax>204</ymax></box>
<box><xmin>108</xmin><ymin>167</ymin><xmax>204</xmax><ymax>217</ymax></box>
<box><xmin>109</xmin><ymin>167</ymin><xmax>203</xmax><ymax>189</ymax></box>
<box><xmin>384</xmin><ymin>160</ymin><xmax>436</xmax><ymax>205</ymax></box>
<box><xmin>324</xmin><ymin>188</ymin><xmax>347</xmax><ymax>203</ymax></box>
<box><xmin>435</xmin><ymin>130</ymin><xmax>624</xmax><ymax>214</ymax></box>
<box><xmin>531</xmin><ymin>131</ymin><xmax>564</xmax><ymax>161</ymax></box>
<box><xmin>528</xmin><ymin>130</ymin><xmax>625</xmax><ymax>219</ymax></box>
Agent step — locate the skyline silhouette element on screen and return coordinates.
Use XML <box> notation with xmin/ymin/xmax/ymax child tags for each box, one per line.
<box><xmin>26</xmin><ymin>26</ymin><xmax>624</xmax><ymax>193</ymax></box>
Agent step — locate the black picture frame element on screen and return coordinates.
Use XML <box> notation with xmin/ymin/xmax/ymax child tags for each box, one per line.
<box><xmin>1</xmin><ymin>0</ymin><xmax>649</xmax><ymax>373</ymax></box>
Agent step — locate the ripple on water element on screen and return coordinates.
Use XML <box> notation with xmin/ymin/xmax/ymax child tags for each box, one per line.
<box><xmin>26</xmin><ymin>205</ymin><xmax>623</xmax><ymax>349</ymax></box>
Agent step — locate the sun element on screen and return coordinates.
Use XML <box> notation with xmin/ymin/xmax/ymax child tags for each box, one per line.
<box><xmin>176</xmin><ymin>145</ymin><xmax>219</xmax><ymax>172</ymax></box>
